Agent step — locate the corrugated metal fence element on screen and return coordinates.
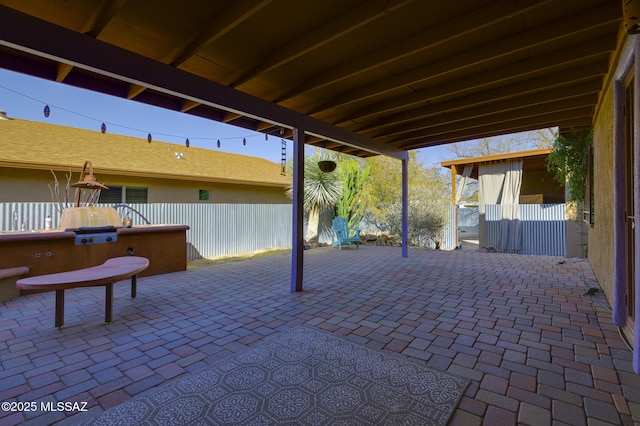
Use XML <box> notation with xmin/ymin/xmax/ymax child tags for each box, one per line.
<box><xmin>485</xmin><ymin>204</ymin><xmax>566</xmax><ymax>256</ymax></box>
<box><xmin>441</xmin><ymin>205</ymin><xmax>458</xmax><ymax>251</ymax></box>
<box><xmin>0</xmin><ymin>203</ymin><xmax>292</xmax><ymax>260</ymax></box>
<box><xmin>1</xmin><ymin>202</ymin><xmax>566</xmax><ymax>257</ymax></box>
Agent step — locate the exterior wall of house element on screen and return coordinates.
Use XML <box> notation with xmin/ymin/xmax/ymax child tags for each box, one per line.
<box><xmin>0</xmin><ymin>168</ymin><xmax>54</xmax><ymax>201</ymax></box>
<box><xmin>589</xmin><ymin>76</ymin><xmax>616</xmax><ymax>300</ymax></box>
<box><xmin>209</xmin><ymin>185</ymin><xmax>289</xmax><ymax>204</ymax></box>
<box><xmin>565</xmin><ymin>200</ymin><xmax>588</xmax><ymax>258</ymax></box>
<box><xmin>0</xmin><ymin>168</ymin><xmax>289</xmax><ymax>204</ymax></box>
<box><xmin>520</xmin><ymin>170</ymin><xmax>565</xmax><ymax>204</ymax></box>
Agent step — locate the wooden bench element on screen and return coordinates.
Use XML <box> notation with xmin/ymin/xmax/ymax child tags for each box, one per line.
<box><xmin>16</xmin><ymin>256</ymin><xmax>149</xmax><ymax>328</ymax></box>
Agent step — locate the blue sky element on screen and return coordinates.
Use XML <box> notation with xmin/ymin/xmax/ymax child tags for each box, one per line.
<box><xmin>0</xmin><ymin>68</ymin><xmax>450</xmax><ymax>167</ymax></box>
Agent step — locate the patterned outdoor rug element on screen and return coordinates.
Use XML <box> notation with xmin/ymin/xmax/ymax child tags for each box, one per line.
<box><xmin>84</xmin><ymin>326</ymin><xmax>469</xmax><ymax>425</ymax></box>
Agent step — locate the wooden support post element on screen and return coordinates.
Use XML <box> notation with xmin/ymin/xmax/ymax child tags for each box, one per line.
<box><xmin>401</xmin><ymin>156</ymin><xmax>408</xmax><ymax>258</ymax></box>
<box><xmin>291</xmin><ymin>126</ymin><xmax>305</xmax><ymax>292</ymax></box>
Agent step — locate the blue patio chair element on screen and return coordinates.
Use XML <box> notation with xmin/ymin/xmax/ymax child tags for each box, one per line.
<box><xmin>332</xmin><ymin>216</ymin><xmax>361</xmax><ymax>250</ymax></box>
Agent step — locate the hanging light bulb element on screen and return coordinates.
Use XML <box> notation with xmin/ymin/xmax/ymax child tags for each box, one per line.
<box><xmin>243</xmin><ymin>137</ymin><xmax>246</xmax><ymax>146</ymax></box>
<box><xmin>279</xmin><ymin>128</ymin><xmax>285</xmax><ymax>135</ymax></box>
<box><xmin>217</xmin><ymin>139</ymin><xmax>221</xmax><ymax>148</ymax></box>
<box><xmin>185</xmin><ymin>138</ymin><xmax>190</xmax><ymax>148</ymax></box>
<box><xmin>147</xmin><ymin>133</ymin><xmax>152</xmax><ymax>143</ymax></box>
<box><xmin>101</xmin><ymin>123</ymin><xmax>107</xmax><ymax>134</ymax></box>
<box><xmin>43</xmin><ymin>105</ymin><xmax>50</xmax><ymax>117</ymax></box>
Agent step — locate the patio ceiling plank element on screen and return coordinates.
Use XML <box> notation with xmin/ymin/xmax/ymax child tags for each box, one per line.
<box><xmin>304</xmin><ymin>2</ymin><xmax>620</xmax><ymax>116</ymax></box>
<box><xmin>272</xmin><ymin>0</ymin><xmax>554</xmax><ymax>104</ymax></box>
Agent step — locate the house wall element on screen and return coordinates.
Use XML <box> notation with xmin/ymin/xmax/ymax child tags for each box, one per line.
<box><xmin>0</xmin><ymin>168</ymin><xmax>289</xmax><ymax>204</ymax></box>
<box><xmin>520</xmin><ymin>170</ymin><xmax>565</xmax><ymax>204</ymax></box>
<box><xmin>589</xmin><ymin>73</ymin><xmax>616</xmax><ymax>301</ymax></box>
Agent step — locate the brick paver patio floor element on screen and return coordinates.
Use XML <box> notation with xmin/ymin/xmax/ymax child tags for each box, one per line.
<box><xmin>1</xmin><ymin>246</ymin><xmax>639</xmax><ymax>425</ymax></box>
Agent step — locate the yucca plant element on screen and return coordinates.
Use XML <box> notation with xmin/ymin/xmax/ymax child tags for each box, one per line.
<box><xmin>286</xmin><ymin>152</ymin><xmax>343</xmax><ymax>241</ymax></box>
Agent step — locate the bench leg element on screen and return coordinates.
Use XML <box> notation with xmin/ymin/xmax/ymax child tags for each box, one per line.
<box><xmin>131</xmin><ymin>275</ymin><xmax>137</xmax><ymax>299</ymax></box>
<box><xmin>105</xmin><ymin>283</ymin><xmax>113</xmax><ymax>324</ymax></box>
<box><xmin>55</xmin><ymin>290</ymin><xmax>64</xmax><ymax>328</ymax></box>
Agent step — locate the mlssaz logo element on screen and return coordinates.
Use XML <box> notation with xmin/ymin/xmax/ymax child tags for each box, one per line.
<box><xmin>40</xmin><ymin>401</ymin><xmax>89</xmax><ymax>412</ymax></box>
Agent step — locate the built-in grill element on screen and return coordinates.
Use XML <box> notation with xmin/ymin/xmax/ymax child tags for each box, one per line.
<box><xmin>59</xmin><ymin>207</ymin><xmax>123</xmax><ymax>245</ymax></box>
<box><xmin>69</xmin><ymin>226</ymin><xmax>118</xmax><ymax>245</ymax></box>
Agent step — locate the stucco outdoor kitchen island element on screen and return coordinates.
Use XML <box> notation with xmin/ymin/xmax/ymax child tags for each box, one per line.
<box><xmin>0</xmin><ymin>224</ymin><xmax>189</xmax><ymax>300</ymax></box>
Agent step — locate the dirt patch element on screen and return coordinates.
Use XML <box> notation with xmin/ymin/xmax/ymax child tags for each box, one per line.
<box><xmin>187</xmin><ymin>248</ymin><xmax>292</xmax><ymax>270</ymax></box>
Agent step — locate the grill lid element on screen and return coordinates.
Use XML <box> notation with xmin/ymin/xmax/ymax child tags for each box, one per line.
<box><xmin>70</xmin><ymin>225</ymin><xmax>118</xmax><ymax>234</ymax></box>
<box><xmin>59</xmin><ymin>207</ymin><xmax>122</xmax><ymax>230</ymax></box>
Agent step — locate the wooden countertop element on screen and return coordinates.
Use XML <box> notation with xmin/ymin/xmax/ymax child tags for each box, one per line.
<box><xmin>0</xmin><ymin>224</ymin><xmax>190</xmax><ymax>242</ymax></box>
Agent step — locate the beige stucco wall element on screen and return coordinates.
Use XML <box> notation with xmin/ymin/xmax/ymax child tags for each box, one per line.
<box><xmin>0</xmin><ymin>168</ymin><xmax>289</xmax><ymax>204</ymax></box>
<box><xmin>565</xmin><ymin>201</ymin><xmax>588</xmax><ymax>258</ymax></box>
<box><xmin>0</xmin><ymin>168</ymin><xmax>55</xmax><ymax>201</ymax></box>
<box><xmin>520</xmin><ymin>170</ymin><xmax>565</xmax><ymax>204</ymax></box>
<box><xmin>589</xmin><ymin>77</ymin><xmax>615</xmax><ymax>300</ymax></box>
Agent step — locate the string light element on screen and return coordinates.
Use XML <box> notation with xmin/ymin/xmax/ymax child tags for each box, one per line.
<box><xmin>1</xmin><ymin>84</ymin><xmax>288</xmax><ymax>151</ymax></box>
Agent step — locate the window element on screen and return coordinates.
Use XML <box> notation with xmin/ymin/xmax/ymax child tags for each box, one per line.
<box><xmin>98</xmin><ymin>185</ymin><xmax>148</xmax><ymax>203</ymax></box>
<box><xmin>98</xmin><ymin>186</ymin><xmax>123</xmax><ymax>203</ymax></box>
<box><xmin>199</xmin><ymin>189</ymin><xmax>210</xmax><ymax>202</ymax></box>
<box><xmin>125</xmin><ymin>187</ymin><xmax>148</xmax><ymax>203</ymax></box>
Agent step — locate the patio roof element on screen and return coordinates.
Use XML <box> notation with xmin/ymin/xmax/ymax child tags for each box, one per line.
<box><xmin>441</xmin><ymin>148</ymin><xmax>552</xmax><ymax>180</ymax></box>
<box><xmin>0</xmin><ymin>1</ymin><xmax>623</xmax><ymax>158</ymax></box>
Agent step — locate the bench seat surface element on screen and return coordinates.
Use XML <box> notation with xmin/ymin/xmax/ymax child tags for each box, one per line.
<box><xmin>16</xmin><ymin>256</ymin><xmax>149</xmax><ymax>291</ymax></box>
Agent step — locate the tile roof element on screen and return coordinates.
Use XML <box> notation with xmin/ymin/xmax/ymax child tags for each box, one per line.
<box><xmin>0</xmin><ymin>117</ymin><xmax>291</xmax><ymax>187</ymax></box>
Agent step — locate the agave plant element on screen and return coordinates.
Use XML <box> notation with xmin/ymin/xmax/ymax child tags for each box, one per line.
<box><xmin>287</xmin><ymin>152</ymin><xmax>343</xmax><ymax>241</ymax></box>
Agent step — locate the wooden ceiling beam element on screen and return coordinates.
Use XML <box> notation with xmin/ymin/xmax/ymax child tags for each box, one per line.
<box><xmin>56</xmin><ymin>62</ymin><xmax>73</xmax><ymax>82</ymax></box>
<box><xmin>56</xmin><ymin>0</ymin><xmax>129</xmax><ymax>85</ymax></box>
<box><xmin>81</xmin><ymin>0</ymin><xmax>129</xmax><ymax>37</ymax></box>
<box><xmin>127</xmin><ymin>83</ymin><xmax>146</xmax><ymax>100</ymax></box>
<box><xmin>338</xmin><ymin>46</ymin><xmax>612</xmax><ymax>127</ymax></box>
<box><xmin>181</xmin><ymin>100</ymin><xmax>200</xmax><ymax>112</ymax></box>
<box><xmin>273</xmin><ymin>0</ymin><xmax>553</xmax><ymax>103</ymax></box>
<box><xmin>307</xmin><ymin>3</ymin><xmax>620</xmax><ymax>114</ymax></box>
<box><xmin>398</xmin><ymin>115</ymin><xmax>594</xmax><ymax>150</ymax></box>
<box><xmin>383</xmin><ymin>95</ymin><xmax>598</xmax><ymax>143</ymax></box>
<box><xmin>229</xmin><ymin>0</ymin><xmax>415</xmax><ymax>87</ymax></box>
<box><xmin>394</xmin><ymin>108</ymin><xmax>594</xmax><ymax>149</ymax></box>
<box><xmin>164</xmin><ymin>0</ymin><xmax>272</xmax><ymax>67</ymax></box>
<box><xmin>362</xmin><ymin>80</ymin><xmax>603</xmax><ymax>138</ymax></box>
<box><xmin>222</xmin><ymin>112</ymin><xmax>243</xmax><ymax>123</ymax></box>
<box><xmin>122</xmin><ymin>0</ymin><xmax>273</xmax><ymax>102</ymax></box>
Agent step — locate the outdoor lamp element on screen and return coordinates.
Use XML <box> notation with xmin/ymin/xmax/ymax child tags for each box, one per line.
<box><xmin>71</xmin><ymin>160</ymin><xmax>108</xmax><ymax>206</ymax></box>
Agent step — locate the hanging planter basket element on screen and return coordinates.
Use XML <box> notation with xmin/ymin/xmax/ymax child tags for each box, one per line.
<box><xmin>318</xmin><ymin>160</ymin><xmax>337</xmax><ymax>173</ymax></box>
